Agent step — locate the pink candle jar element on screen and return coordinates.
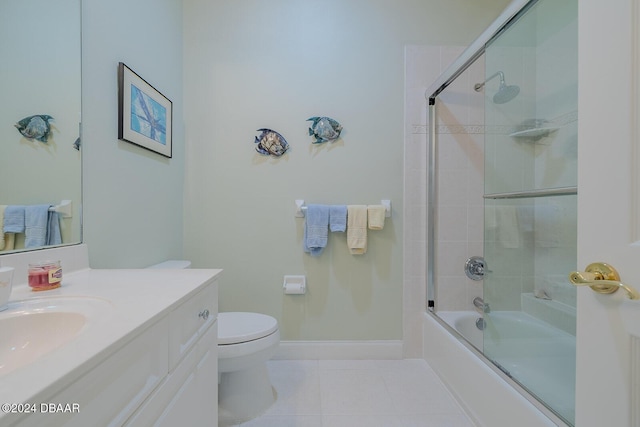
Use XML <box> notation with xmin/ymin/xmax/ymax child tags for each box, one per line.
<box><xmin>28</xmin><ymin>261</ymin><xmax>62</xmax><ymax>291</ymax></box>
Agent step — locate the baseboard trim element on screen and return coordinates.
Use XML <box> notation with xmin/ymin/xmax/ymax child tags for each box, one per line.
<box><xmin>273</xmin><ymin>340</ymin><xmax>403</xmax><ymax>360</ymax></box>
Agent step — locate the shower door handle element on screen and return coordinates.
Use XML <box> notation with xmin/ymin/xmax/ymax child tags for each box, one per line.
<box><xmin>569</xmin><ymin>262</ymin><xmax>640</xmax><ymax>300</ymax></box>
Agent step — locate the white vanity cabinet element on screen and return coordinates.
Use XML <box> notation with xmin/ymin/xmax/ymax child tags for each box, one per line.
<box><xmin>125</xmin><ymin>281</ymin><xmax>218</xmax><ymax>426</ymax></box>
<box><xmin>7</xmin><ymin>277</ymin><xmax>218</xmax><ymax>427</ymax></box>
<box><xmin>144</xmin><ymin>320</ymin><xmax>218</xmax><ymax>427</ymax></box>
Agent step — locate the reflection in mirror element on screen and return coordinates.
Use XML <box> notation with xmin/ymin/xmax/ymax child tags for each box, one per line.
<box><xmin>0</xmin><ymin>0</ymin><xmax>82</xmax><ymax>253</ymax></box>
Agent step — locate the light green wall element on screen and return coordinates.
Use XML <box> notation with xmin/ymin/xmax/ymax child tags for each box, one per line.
<box><xmin>183</xmin><ymin>0</ymin><xmax>510</xmax><ymax>340</ymax></box>
<box><xmin>82</xmin><ymin>0</ymin><xmax>185</xmax><ymax>268</ymax></box>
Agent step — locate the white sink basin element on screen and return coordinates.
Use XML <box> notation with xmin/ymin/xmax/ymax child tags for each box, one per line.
<box><xmin>0</xmin><ymin>297</ymin><xmax>113</xmax><ymax>377</ymax></box>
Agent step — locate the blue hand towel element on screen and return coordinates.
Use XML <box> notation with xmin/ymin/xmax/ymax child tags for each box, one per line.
<box><xmin>329</xmin><ymin>205</ymin><xmax>347</xmax><ymax>232</ymax></box>
<box><xmin>25</xmin><ymin>205</ymin><xmax>50</xmax><ymax>248</ymax></box>
<box><xmin>3</xmin><ymin>205</ymin><xmax>25</xmax><ymax>233</ymax></box>
<box><xmin>47</xmin><ymin>212</ymin><xmax>62</xmax><ymax>246</ymax></box>
<box><xmin>304</xmin><ymin>204</ymin><xmax>329</xmax><ymax>256</ymax></box>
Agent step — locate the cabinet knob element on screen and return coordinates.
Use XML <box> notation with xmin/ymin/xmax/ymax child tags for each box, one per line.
<box><xmin>198</xmin><ymin>309</ymin><xmax>210</xmax><ymax>320</ymax></box>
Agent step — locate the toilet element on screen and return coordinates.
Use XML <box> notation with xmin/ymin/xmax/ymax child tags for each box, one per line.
<box><xmin>218</xmin><ymin>312</ymin><xmax>280</xmax><ymax>425</ymax></box>
<box><xmin>146</xmin><ymin>261</ymin><xmax>280</xmax><ymax>425</ymax></box>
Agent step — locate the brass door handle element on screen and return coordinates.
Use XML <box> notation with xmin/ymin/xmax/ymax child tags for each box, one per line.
<box><xmin>569</xmin><ymin>262</ymin><xmax>640</xmax><ymax>300</ymax></box>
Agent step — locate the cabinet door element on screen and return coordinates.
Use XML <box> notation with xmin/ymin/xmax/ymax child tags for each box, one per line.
<box><xmin>155</xmin><ymin>319</ymin><xmax>218</xmax><ymax>427</ymax></box>
<box><xmin>169</xmin><ymin>280</ymin><xmax>217</xmax><ymax>369</ymax></box>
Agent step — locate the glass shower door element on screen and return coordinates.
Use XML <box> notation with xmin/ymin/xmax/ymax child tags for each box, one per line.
<box><xmin>481</xmin><ymin>0</ymin><xmax>578</xmax><ymax>424</ymax></box>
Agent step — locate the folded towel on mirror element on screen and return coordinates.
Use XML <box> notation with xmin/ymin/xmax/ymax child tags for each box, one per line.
<box><xmin>304</xmin><ymin>204</ymin><xmax>330</xmax><ymax>256</ymax></box>
<box><xmin>47</xmin><ymin>212</ymin><xmax>62</xmax><ymax>246</ymax></box>
<box><xmin>329</xmin><ymin>205</ymin><xmax>347</xmax><ymax>232</ymax></box>
<box><xmin>25</xmin><ymin>205</ymin><xmax>50</xmax><ymax>248</ymax></box>
<box><xmin>367</xmin><ymin>205</ymin><xmax>386</xmax><ymax>230</ymax></box>
<box><xmin>3</xmin><ymin>205</ymin><xmax>25</xmax><ymax>233</ymax></box>
<box><xmin>347</xmin><ymin>205</ymin><xmax>368</xmax><ymax>255</ymax></box>
<box><xmin>2</xmin><ymin>233</ymin><xmax>14</xmax><ymax>251</ymax></box>
<box><xmin>0</xmin><ymin>206</ymin><xmax>6</xmax><ymax>250</ymax></box>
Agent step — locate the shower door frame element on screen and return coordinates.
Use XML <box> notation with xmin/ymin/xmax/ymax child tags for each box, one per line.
<box><xmin>426</xmin><ymin>0</ymin><xmax>536</xmax><ymax>309</ymax></box>
<box><xmin>424</xmin><ymin>0</ymin><xmax>573</xmax><ymax>425</ymax></box>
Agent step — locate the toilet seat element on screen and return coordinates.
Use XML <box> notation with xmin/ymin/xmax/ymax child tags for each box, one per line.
<box><xmin>218</xmin><ymin>312</ymin><xmax>278</xmax><ymax>345</ymax></box>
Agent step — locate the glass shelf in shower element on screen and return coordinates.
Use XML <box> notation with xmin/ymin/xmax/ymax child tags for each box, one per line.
<box><xmin>509</xmin><ymin>126</ymin><xmax>560</xmax><ymax>140</ymax></box>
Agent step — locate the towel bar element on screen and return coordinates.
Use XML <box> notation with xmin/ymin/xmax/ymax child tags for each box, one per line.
<box><xmin>48</xmin><ymin>200</ymin><xmax>73</xmax><ymax>218</ymax></box>
<box><xmin>295</xmin><ymin>200</ymin><xmax>391</xmax><ymax>218</ymax></box>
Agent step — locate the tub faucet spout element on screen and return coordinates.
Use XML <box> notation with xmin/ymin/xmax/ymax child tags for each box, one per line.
<box><xmin>473</xmin><ymin>297</ymin><xmax>490</xmax><ymax>313</ymax></box>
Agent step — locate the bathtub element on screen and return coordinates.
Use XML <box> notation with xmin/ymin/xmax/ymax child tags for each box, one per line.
<box><xmin>437</xmin><ymin>311</ymin><xmax>483</xmax><ymax>349</ymax></box>
<box><xmin>424</xmin><ymin>311</ymin><xmax>573</xmax><ymax>427</ymax></box>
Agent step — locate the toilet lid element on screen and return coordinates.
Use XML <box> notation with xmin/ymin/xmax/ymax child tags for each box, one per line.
<box><xmin>218</xmin><ymin>312</ymin><xmax>278</xmax><ymax>345</ymax></box>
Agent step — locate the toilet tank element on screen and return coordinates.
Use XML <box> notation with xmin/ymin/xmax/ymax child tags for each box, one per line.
<box><xmin>146</xmin><ymin>260</ymin><xmax>191</xmax><ymax>269</ymax></box>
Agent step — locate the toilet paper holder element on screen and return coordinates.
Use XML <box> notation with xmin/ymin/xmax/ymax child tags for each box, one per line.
<box><xmin>283</xmin><ymin>275</ymin><xmax>306</xmax><ymax>294</ymax></box>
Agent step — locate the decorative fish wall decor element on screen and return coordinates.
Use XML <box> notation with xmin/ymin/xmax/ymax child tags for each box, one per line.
<box><xmin>15</xmin><ymin>115</ymin><xmax>54</xmax><ymax>143</ymax></box>
<box><xmin>254</xmin><ymin>128</ymin><xmax>289</xmax><ymax>157</ymax></box>
<box><xmin>307</xmin><ymin>116</ymin><xmax>342</xmax><ymax>144</ymax></box>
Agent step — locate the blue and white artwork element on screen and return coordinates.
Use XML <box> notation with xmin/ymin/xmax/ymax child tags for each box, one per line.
<box><xmin>130</xmin><ymin>84</ymin><xmax>167</xmax><ymax>145</ymax></box>
<box><xmin>118</xmin><ymin>62</ymin><xmax>172</xmax><ymax>157</ymax></box>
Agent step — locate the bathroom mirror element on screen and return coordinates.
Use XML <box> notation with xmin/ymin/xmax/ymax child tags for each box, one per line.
<box><xmin>0</xmin><ymin>0</ymin><xmax>82</xmax><ymax>253</ymax></box>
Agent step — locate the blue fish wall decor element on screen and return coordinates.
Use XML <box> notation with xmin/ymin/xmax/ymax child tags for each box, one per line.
<box><xmin>307</xmin><ymin>116</ymin><xmax>342</xmax><ymax>144</ymax></box>
<box><xmin>254</xmin><ymin>128</ymin><xmax>289</xmax><ymax>157</ymax></box>
<box><xmin>15</xmin><ymin>115</ymin><xmax>54</xmax><ymax>143</ymax></box>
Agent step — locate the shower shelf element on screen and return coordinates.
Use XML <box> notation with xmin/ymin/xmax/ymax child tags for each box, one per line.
<box><xmin>509</xmin><ymin>126</ymin><xmax>560</xmax><ymax>140</ymax></box>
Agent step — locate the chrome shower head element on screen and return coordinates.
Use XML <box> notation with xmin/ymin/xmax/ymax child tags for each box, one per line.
<box><xmin>474</xmin><ymin>71</ymin><xmax>520</xmax><ymax>104</ymax></box>
<box><xmin>493</xmin><ymin>82</ymin><xmax>520</xmax><ymax>104</ymax></box>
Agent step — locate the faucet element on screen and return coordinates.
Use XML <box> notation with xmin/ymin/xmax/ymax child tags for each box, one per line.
<box><xmin>473</xmin><ymin>296</ymin><xmax>490</xmax><ymax>314</ymax></box>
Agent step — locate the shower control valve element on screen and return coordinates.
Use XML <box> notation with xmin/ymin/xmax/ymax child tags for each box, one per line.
<box><xmin>465</xmin><ymin>256</ymin><xmax>486</xmax><ymax>281</ymax></box>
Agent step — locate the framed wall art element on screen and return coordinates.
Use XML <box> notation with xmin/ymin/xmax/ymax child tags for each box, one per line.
<box><xmin>118</xmin><ymin>62</ymin><xmax>172</xmax><ymax>158</ymax></box>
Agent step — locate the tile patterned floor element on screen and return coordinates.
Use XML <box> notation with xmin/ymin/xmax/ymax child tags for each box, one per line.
<box><xmin>227</xmin><ymin>359</ymin><xmax>476</xmax><ymax>427</ymax></box>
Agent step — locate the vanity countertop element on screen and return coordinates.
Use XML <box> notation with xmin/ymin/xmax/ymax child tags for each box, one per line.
<box><xmin>0</xmin><ymin>267</ymin><xmax>222</xmax><ymax>419</ymax></box>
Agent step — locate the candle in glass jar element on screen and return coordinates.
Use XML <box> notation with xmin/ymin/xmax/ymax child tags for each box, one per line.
<box><xmin>28</xmin><ymin>261</ymin><xmax>62</xmax><ymax>291</ymax></box>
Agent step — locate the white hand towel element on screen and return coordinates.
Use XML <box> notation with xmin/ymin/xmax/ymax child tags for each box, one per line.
<box><xmin>485</xmin><ymin>205</ymin><xmax>497</xmax><ymax>229</ymax></box>
<box><xmin>516</xmin><ymin>205</ymin><xmax>535</xmax><ymax>232</ymax></box>
<box><xmin>3</xmin><ymin>233</ymin><xmax>14</xmax><ymax>251</ymax></box>
<box><xmin>496</xmin><ymin>205</ymin><xmax>520</xmax><ymax>248</ymax></box>
<box><xmin>367</xmin><ymin>205</ymin><xmax>386</xmax><ymax>230</ymax></box>
<box><xmin>534</xmin><ymin>204</ymin><xmax>561</xmax><ymax>248</ymax></box>
<box><xmin>347</xmin><ymin>205</ymin><xmax>368</xmax><ymax>255</ymax></box>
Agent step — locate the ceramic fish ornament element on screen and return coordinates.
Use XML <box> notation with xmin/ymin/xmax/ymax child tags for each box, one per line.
<box><xmin>307</xmin><ymin>116</ymin><xmax>342</xmax><ymax>144</ymax></box>
<box><xmin>73</xmin><ymin>122</ymin><xmax>81</xmax><ymax>150</ymax></box>
<box><xmin>254</xmin><ymin>128</ymin><xmax>289</xmax><ymax>157</ymax></box>
<box><xmin>15</xmin><ymin>115</ymin><xmax>54</xmax><ymax>143</ymax></box>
